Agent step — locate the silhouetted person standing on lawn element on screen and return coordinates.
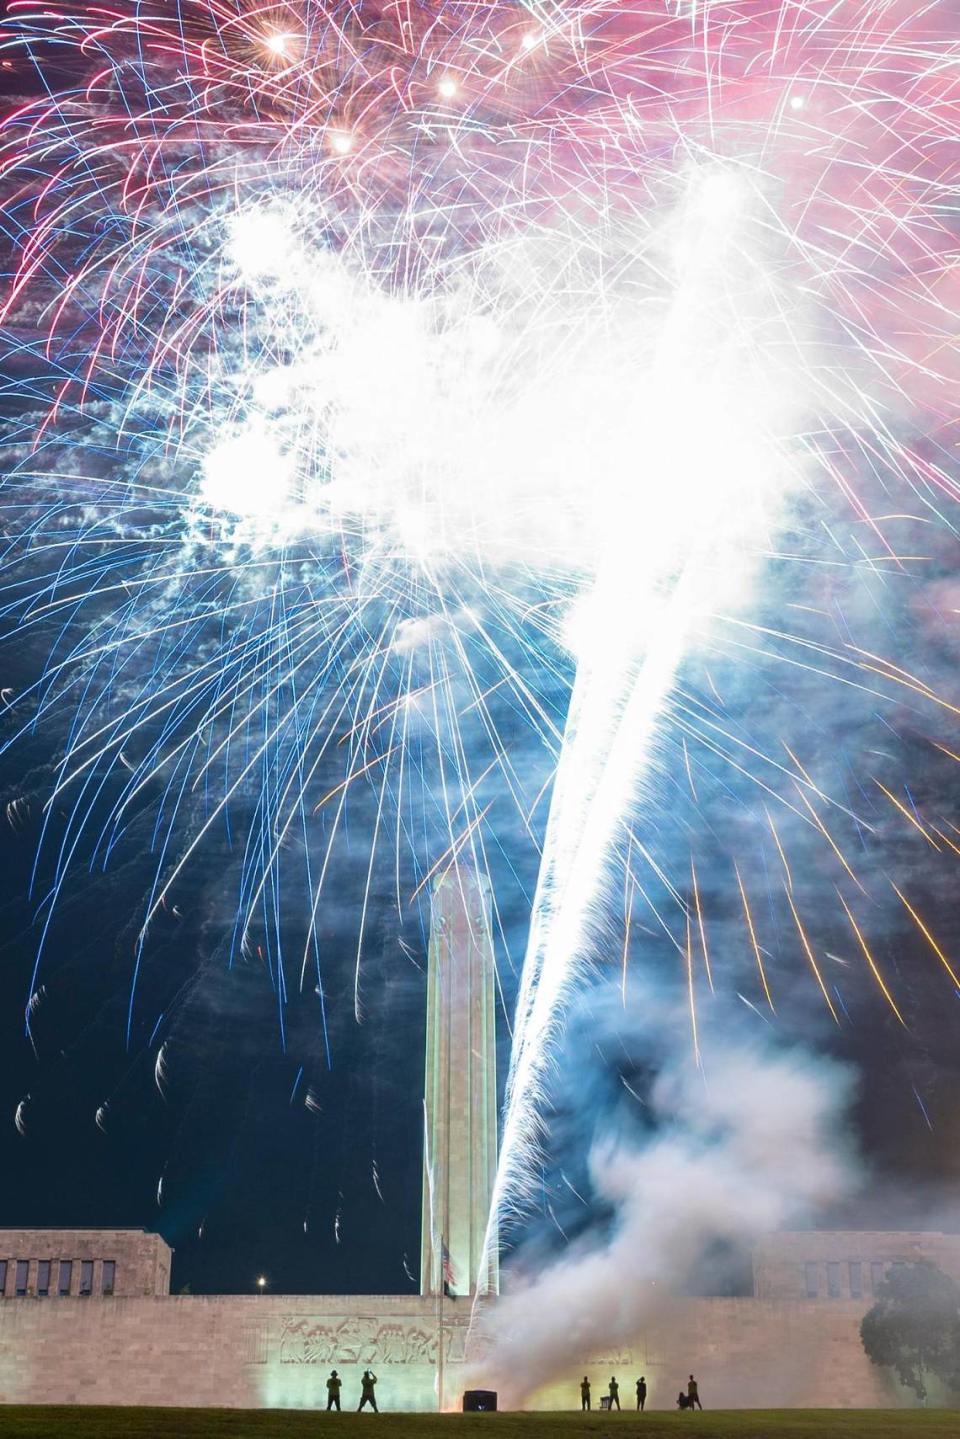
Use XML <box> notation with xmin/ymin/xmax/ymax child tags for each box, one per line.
<box><xmin>580</xmin><ymin>1376</ymin><xmax>591</xmax><ymax>1411</ymax></box>
<box><xmin>358</xmin><ymin>1370</ymin><xmax>379</xmax><ymax>1412</ymax></box>
<box><xmin>636</xmin><ymin>1376</ymin><xmax>647</xmax><ymax>1411</ymax></box>
<box><xmin>687</xmin><ymin>1375</ymin><xmax>702</xmax><ymax>1410</ymax></box>
<box><xmin>608</xmin><ymin>1376</ymin><xmax>620</xmax><ymax>1411</ymax></box>
<box><xmin>326</xmin><ymin>1370</ymin><xmax>342</xmax><ymax>1411</ymax></box>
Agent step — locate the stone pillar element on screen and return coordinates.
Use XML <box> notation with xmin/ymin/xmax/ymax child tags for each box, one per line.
<box><xmin>420</xmin><ymin>866</ymin><xmax>499</xmax><ymax>1298</ymax></box>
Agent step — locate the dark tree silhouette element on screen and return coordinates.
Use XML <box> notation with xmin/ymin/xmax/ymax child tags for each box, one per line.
<box><xmin>861</xmin><ymin>1260</ymin><xmax>960</xmax><ymax>1400</ymax></box>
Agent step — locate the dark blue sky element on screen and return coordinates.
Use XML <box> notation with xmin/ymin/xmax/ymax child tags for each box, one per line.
<box><xmin>3</xmin><ymin>562</ymin><xmax>960</xmax><ymax>1296</ymax></box>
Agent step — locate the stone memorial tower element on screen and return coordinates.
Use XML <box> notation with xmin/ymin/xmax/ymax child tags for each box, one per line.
<box><xmin>420</xmin><ymin>865</ymin><xmax>499</xmax><ymax>1298</ymax></box>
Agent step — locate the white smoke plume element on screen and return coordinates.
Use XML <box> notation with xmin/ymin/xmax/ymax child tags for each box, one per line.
<box><xmin>473</xmin><ymin>1039</ymin><xmax>858</xmax><ymax>1408</ymax></box>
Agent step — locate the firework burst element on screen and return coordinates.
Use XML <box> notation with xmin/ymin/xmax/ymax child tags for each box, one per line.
<box><xmin>2</xmin><ymin>0</ymin><xmax>960</xmax><ymax>1269</ymax></box>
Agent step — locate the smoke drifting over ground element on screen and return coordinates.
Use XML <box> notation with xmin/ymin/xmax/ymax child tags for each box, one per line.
<box><xmin>475</xmin><ymin>1027</ymin><xmax>858</xmax><ymax>1408</ymax></box>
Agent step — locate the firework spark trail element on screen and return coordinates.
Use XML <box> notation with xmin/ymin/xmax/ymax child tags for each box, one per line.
<box><xmin>0</xmin><ymin>0</ymin><xmax>959</xmax><ymax>1237</ymax></box>
<box><xmin>484</xmin><ymin>158</ymin><xmax>798</xmax><ymax>1253</ymax></box>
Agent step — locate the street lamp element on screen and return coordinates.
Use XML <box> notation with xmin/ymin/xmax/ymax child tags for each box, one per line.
<box><xmin>256</xmin><ymin>1275</ymin><xmax>267</xmax><ymax>1295</ymax></box>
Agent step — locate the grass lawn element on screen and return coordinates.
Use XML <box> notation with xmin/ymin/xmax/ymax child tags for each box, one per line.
<box><xmin>0</xmin><ymin>1410</ymin><xmax>956</xmax><ymax>1439</ymax></box>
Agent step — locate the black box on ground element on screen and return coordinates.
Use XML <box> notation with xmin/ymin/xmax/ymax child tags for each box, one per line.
<box><xmin>462</xmin><ymin>1390</ymin><xmax>498</xmax><ymax>1412</ymax></box>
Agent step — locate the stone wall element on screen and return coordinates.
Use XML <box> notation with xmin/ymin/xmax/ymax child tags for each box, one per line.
<box><xmin>753</xmin><ymin>1230</ymin><xmax>960</xmax><ymax>1302</ymax></box>
<box><xmin>0</xmin><ymin>1291</ymin><xmax>903</xmax><ymax>1410</ymax></box>
<box><xmin>0</xmin><ymin>1230</ymin><xmax>172</xmax><ymax>1300</ymax></box>
<box><xmin>531</xmin><ymin>1298</ymin><xmax>899</xmax><ymax>1411</ymax></box>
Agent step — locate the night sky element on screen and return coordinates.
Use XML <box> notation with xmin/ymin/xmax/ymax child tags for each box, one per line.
<box><xmin>3</xmin><ymin>555</ymin><xmax>960</xmax><ymax>1296</ymax></box>
<box><xmin>1</xmin><ymin>5</ymin><xmax>960</xmax><ymax>1301</ymax></box>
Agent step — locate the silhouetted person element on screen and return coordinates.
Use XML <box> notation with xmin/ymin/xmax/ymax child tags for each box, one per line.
<box><xmin>358</xmin><ymin>1370</ymin><xmax>379</xmax><ymax>1412</ymax></box>
<box><xmin>677</xmin><ymin>1391</ymin><xmax>690</xmax><ymax>1410</ymax></box>
<box><xmin>687</xmin><ymin>1375</ymin><xmax>702</xmax><ymax>1410</ymax></box>
<box><xmin>326</xmin><ymin>1370</ymin><xmax>342</xmax><ymax>1411</ymax></box>
<box><xmin>636</xmin><ymin>1376</ymin><xmax>647</xmax><ymax>1412</ymax></box>
<box><xmin>608</xmin><ymin>1376</ymin><xmax>620</xmax><ymax>1411</ymax></box>
<box><xmin>580</xmin><ymin>1376</ymin><xmax>591</xmax><ymax>1412</ymax></box>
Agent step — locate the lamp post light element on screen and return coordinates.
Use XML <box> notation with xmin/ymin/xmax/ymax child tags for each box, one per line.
<box><xmin>256</xmin><ymin>1275</ymin><xmax>267</xmax><ymax>1295</ymax></box>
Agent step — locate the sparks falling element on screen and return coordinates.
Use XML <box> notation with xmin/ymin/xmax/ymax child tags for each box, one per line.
<box><xmin>1</xmin><ymin>0</ymin><xmax>960</xmax><ymax>1276</ymax></box>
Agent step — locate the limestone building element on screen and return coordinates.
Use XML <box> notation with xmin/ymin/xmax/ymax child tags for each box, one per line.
<box><xmin>0</xmin><ymin>1230</ymin><xmax>170</xmax><ymax>1300</ymax></box>
<box><xmin>0</xmin><ymin>866</ymin><xmax>957</xmax><ymax>1410</ymax></box>
<box><xmin>752</xmin><ymin>1230</ymin><xmax>960</xmax><ymax>1301</ymax></box>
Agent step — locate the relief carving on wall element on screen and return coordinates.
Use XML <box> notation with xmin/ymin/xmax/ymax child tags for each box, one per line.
<box><xmin>442</xmin><ymin>1324</ymin><xmax>471</xmax><ymax>1363</ymax></box>
<box><xmin>584</xmin><ymin>1346</ymin><xmax>641</xmax><ymax>1368</ymax></box>
<box><xmin>279</xmin><ymin>1316</ymin><xmax>443</xmax><ymax>1366</ymax></box>
<box><xmin>242</xmin><ymin>1325</ymin><xmax>268</xmax><ymax>1364</ymax></box>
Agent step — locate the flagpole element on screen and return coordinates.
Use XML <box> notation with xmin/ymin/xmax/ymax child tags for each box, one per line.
<box><xmin>438</xmin><ymin>1269</ymin><xmax>445</xmax><ymax>1412</ymax></box>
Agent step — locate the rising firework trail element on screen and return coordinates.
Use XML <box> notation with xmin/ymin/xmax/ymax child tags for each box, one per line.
<box><xmin>0</xmin><ymin>0</ymin><xmax>959</xmax><ymax>1255</ymax></box>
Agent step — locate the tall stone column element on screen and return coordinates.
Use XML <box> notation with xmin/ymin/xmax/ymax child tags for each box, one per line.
<box><xmin>420</xmin><ymin>865</ymin><xmax>499</xmax><ymax>1298</ymax></box>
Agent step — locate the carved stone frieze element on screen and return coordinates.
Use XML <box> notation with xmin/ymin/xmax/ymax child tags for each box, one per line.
<box><xmin>279</xmin><ymin>1315</ymin><xmax>446</xmax><ymax>1366</ymax></box>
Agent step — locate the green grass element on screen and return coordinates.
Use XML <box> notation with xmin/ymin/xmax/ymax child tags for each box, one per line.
<box><xmin>0</xmin><ymin>1410</ymin><xmax>956</xmax><ymax>1439</ymax></box>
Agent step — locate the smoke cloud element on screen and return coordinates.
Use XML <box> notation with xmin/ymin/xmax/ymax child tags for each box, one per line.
<box><xmin>473</xmin><ymin>1033</ymin><xmax>858</xmax><ymax>1408</ymax></box>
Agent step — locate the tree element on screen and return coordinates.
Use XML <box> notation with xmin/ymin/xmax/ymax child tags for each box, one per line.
<box><xmin>861</xmin><ymin>1260</ymin><xmax>960</xmax><ymax>1400</ymax></box>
